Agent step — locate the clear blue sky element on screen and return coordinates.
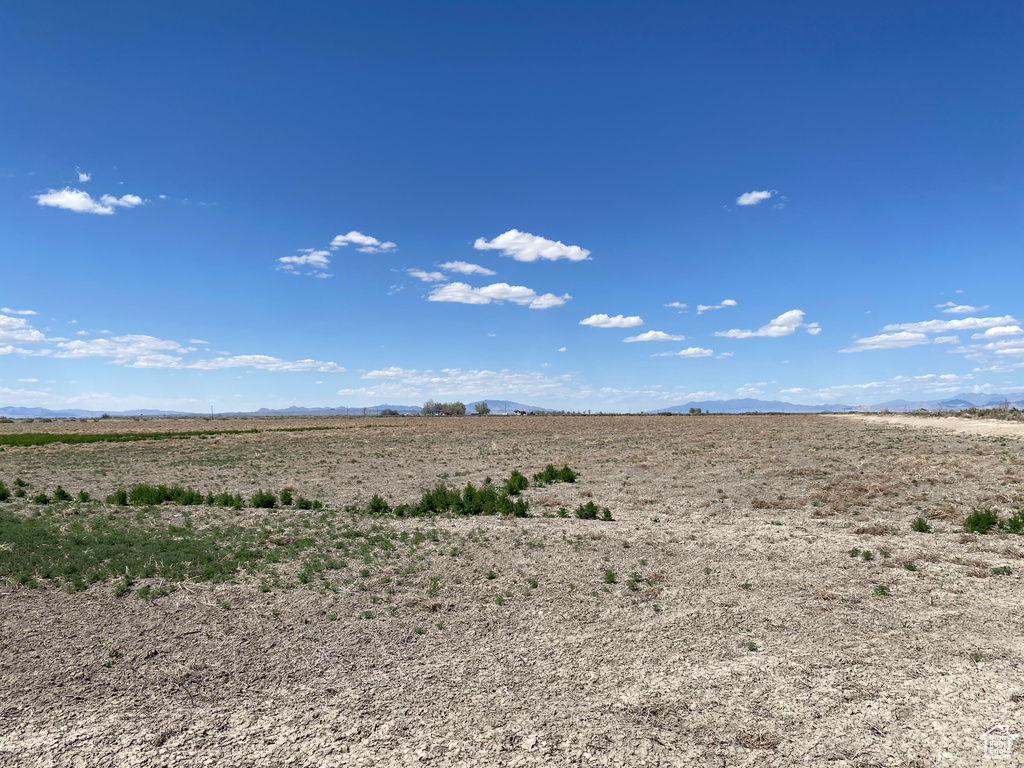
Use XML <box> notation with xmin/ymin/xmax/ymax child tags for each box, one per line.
<box><xmin>2</xmin><ymin>1</ymin><xmax>1022</xmax><ymax>411</ymax></box>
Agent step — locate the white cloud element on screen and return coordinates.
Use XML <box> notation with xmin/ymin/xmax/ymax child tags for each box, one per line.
<box><xmin>342</xmin><ymin>366</ymin><xmax>575</xmax><ymax>401</ymax></box>
<box><xmin>189</xmin><ymin>356</ymin><xmax>344</xmax><ymax>372</ymax></box>
<box><xmin>329</xmin><ymin>231</ymin><xmax>396</xmax><ymax>253</ymax></box>
<box><xmin>34</xmin><ymin>187</ymin><xmax>144</xmax><ymax>215</ymax></box>
<box><xmin>735</xmin><ymin>190</ymin><xmax>775</xmax><ymax>206</ymax></box>
<box><xmin>934</xmin><ymin>335</ymin><xmax>960</xmax><ymax>344</ymax></box>
<box><xmin>697</xmin><ymin>299</ymin><xmax>737</xmax><ymax>314</ymax></box>
<box><xmin>407</xmin><ymin>268</ymin><xmax>445</xmax><ymax>282</ymax></box>
<box><xmin>473</xmin><ymin>229</ymin><xmax>590</xmax><ymax>262</ymax></box>
<box><xmin>438</xmin><ymin>261</ymin><xmax>496</xmax><ymax>276</ymax></box>
<box><xmin>1</xmin><ymin>307</ymin><xmax>36</xmax><ymax>316</ymax></box>
<box><xmin>188</xmin><ymin>338</ymin><xmax>210</xmax><ymax>345</ymax></box>
<box><xmin>623</xmin><ymin>330</ymin><xmax>686</xmax><ymax>343</ymax></box>
<box><xmin>558</xmin><ymin>347</ymin><xmax>567</xmax><ymax>352</ymax></box>
<box><xmin>428</xmin><ymin>282</ymin><xmax>570</xmax><ymax>310</ymax></box>
<box><xmin>0</xmin><ymin>314</ymin><xmax>47</xmax><ymax>344</ymax></box>
<box><xmin>580</xmin><ymin>314</ymin><xmax>644</xmax><ymax>329</ymax></box>
<box><xmin>76</xmin><ymin>167</ymin><xmax>91</xmax><ymax>183</ymax></box>
<box><xmin>840</xmin><ymin>331</ymin><xmax>930</xmax><ymax>352</ymax></box>
<box><xmin>17</xmin><ymin>378</ymin><xmax>38</xmax><ymax>383</ymax></box>
<box><xmin>715</xmin><ymin>309</ymin><xmax>814</xmax><ymax>339</ymax></box>
<box><xmin>783</xmin><ymin>372</ymin><xmax>986</xmax><ymax>404</ymax></box>
<box><xmin>972</xmin><ymin>325</ymin><xmax>1023</xmax><ymax>339</ymax></box>
<box><xmin>664</xmin><ymin>302</ymin><xmax>687</xmax><ymax>310</ymax></box>
<box><xmin>277</xmin><ymin>249</ymin><xmax>332</xmax><ymax>276</ymax></box>
<box><xmin>937</xmin><ymin>301</ymin><xmax>988</xmax><ymax>314</ymax></box>
<box><xmin>881</xmin><ymin>315</ymin><xmax>1018</xmax><ymax>334</ymax></box>
<box><xmin>99</xmin><ymin>193</ymin><xmax>144</xmax><ymax>208</ymax></box>
<box><xmin>651</xmin><ymin>347</ymin><xmax>714</xmax><ymax>358</ymax></box>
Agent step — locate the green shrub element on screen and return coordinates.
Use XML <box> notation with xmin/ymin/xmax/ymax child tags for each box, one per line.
<box><xmin>31</xmin><ymin>492</ymin><xmax>50</xmax><ymax>505</ymax></box>
<box><xmin>0</xmin><ymin>482</ymin><xmax>9</xmax><ymax>502</ymax></box>
<box><xmin>603</xmin><ymin>569</ymin><xmax>617</xmax><ymax>584</ymax></box>
<box><xmin>910</xmin><ymin>517</ymin><xmax>931</xmax><ymax>533</ymax></box>
<box><xmin>107</xmin><ymin>488</ymin><xmax>128</xmax><ymax>506</ymax></box>
<box><xmin>532</xmin><ymin>464</ymin><xmax>578</xmax><ymax>486</ymax></box>
<box><xmin>250</xmin><ymin>490</ymin><xmax>277</xmax><ymax>509</ymax></box>
<box><xmin>504</xmin><ymin>470</ymin><xmax>529</xmax><ymax>496</ymax></box>
<box><xmin>575</xmin><ymin>501</ymin><xmax>600</xmax><ymax>520</ymax></box>
<box><xmin>1001</xmin><ymin>510</ymin><xmax>1024</xmax><ymax>534</ymax></box>
<box><xmin>212</xmin><ymin>492</ymin><xmax>245</xmax><ymax>509</ymax></box>
<box><xmin>294</xmin><ymin>496</ymin><xmax>313</xmax><ymax>510</ymax></box>
<box><xmin>992</xmin><ymin>565</ymin><xmax>1012</xmax><ymax>576</ymax></box>
<box><xmin>279</xmin><ymin>489</ymin><xmax>293</xmax><ymax>507</ymax></box>
<box><xmin>76</xmin><ymin>490</ymin><xmax>90</xmax><ymax>503</ymax></box>
<box><xmin>52</xmin><ymin>486</ymin><xmax>73</xmax><ymax>502</ymax></box>
<box><xmin>964</xmin><ymin>508</ymin><xmax>1000</xmax><ymax>534</ymax></box>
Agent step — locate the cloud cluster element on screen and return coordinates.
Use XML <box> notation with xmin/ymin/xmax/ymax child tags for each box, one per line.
<box><xmin>937</xmin><ymin>301</ymin><xmax>988</xmax><ymax>314</ymax></box>
<box><xmin>338</xmin><ymin>366</ymin><xmax>575</xmax><ymax>401</ymax></box>
<box><xmin>277</xmin><ymin>249</ymin><xmax>332</xmax><ymax>277</ymax></box>
<box><xmin>881</xmin><ymin>315</ymin><xmax>1017</xmax><ymax>334</ymax></box>
<box><xmin>438</xmin><ymin>261</ymin><xmax>496</xmax><ymax>276</ymax></box>
<box><xmin>428</xmin><ymin>282</ymin><xmax>570</xmax><ymax>309</ymax></box>
<box><xmin>841</xmin><ymin>331</ymin><xmax>930</xmax><ymax>353</ymax></box>
<box><xmin>697</xmin><ymin>299</ymin><xmax>737</xmax><ymax>314</ymax></box>
<box><xmin>622</xmin><ymin>331</ymin><xmax>685</xmax><ymax>343</ymax></box>
<box><xmin>35</xmin><ymin>188</ymin><xmax>145</xmax><ymax>215</ymax></box>
<box><xmin>0</xmin><ymin>314</ymin><xmax>47</xmax><ymax>345</ymax></box>
<box><xmin>715</xmin><ymin>309</ymin><xmax>818</xmax><ymax>339</ymax></box>
<box><xmin>651</xmin><ymin>347</ymin><xmax>714</xmax><ymax>358</ymax></box>
<box><xmin>330</xmin><ymin>231</ymin><xmax>396</xmax><ymax>253</ymax></box>
<box><xmin>579</xmin><ymin>314</ymin><xmax>643</xmax><ymax>329</ymax></box>
<box><xmin>664</xmin><ymin>302</ymin><xmax>687</xmax><ymax>311</ymax></box>
<box><xmin>474</xmin><ymin>229</ymin><xmax>590</xmax><ymax>262</ymax></box>
<box><xmin>407</xmin><ymin>269</ymin><xmax>445</xmax><ymax>282</ymax></box>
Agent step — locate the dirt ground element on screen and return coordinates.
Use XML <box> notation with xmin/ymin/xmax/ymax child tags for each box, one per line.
<box><xmin>1</xmin><ymin>414</ymin><xmax>1022</xmax><ymax>767</ymax></box>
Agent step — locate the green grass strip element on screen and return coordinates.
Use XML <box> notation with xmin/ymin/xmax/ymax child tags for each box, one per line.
<box><xmin>0</xmin><ymin>425</ymin><xmax>340</xmax><ymax>448</ymax></box>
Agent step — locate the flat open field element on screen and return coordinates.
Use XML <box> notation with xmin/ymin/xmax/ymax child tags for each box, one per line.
<box><xmin>1</xmin><ymin>414</ymin><xmax>1022</xmax><ymax>767</ymax></box>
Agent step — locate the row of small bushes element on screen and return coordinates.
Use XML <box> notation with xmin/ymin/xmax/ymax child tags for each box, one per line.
<box><xmin>963</xmin><ymin>508</ymin><xmax>1024</xmax><ymax>535</ymax></box>
<box><xmin>0</xmin><ymin>480</ymin><xmax>88</xmax><ymax>505</ymax></box>
<box><xmin>346</xmin><ymin>466</ymin><xmax>611</xmax><ymax>520</ymax></box>
<box><xmin>105</xmin><ymin>484</ymin><xmax>322</xmax><ymax>511</ymax></box>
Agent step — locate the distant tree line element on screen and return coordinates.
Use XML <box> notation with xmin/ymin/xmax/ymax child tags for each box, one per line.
<box><xmin>422</xmin><ymin>400</ymin><xmax>466</xmax><ymax>416</ymax></box>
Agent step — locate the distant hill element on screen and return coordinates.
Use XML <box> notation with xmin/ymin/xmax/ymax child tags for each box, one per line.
<box><xmin>2</xmin><ymin>392</ymin><xmax>1022</xmax><ymax>419</ymax></box>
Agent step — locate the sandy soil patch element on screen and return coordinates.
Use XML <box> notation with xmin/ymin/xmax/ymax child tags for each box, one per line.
<box><xmin>835</xmin><ymin>413</ymin><xmax>1024</xmax><ymax>439</ymax></box>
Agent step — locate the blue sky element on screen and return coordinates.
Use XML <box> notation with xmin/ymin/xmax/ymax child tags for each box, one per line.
<box><xmin>1</xmin><ymin>2</ymin><xmax>1022</xmax><ymax>412</ymax></box>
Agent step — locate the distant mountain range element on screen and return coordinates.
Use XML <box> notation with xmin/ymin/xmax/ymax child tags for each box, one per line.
<box><xmin>2</xmin><ymin>393</ymin><xmax>1022</xmax><ymax>419</ymax></box>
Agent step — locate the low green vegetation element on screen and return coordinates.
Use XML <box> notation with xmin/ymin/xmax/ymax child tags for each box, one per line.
<box><xmin>0</xmin><ymin>425</ymin><xmax>340</xmax><ymax>448</ymax></box>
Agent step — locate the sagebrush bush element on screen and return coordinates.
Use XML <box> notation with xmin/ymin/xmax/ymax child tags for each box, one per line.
<box><xmin>250</xmin><ymin>490</ymin><xmax>277</xmax><ymax>509</ymax></box>
<box><xmin>964</xmin><ymin>508</ymin><xmax>1000</xmax><ymax>534</ymax></box>
<box><xmin>532</xmin><ymin>464</ymin><xmax>578</xmax><ymax>486</ymax></box>
<box><xmin>52</xmin><ymin>486</ymin><xmax>73</xmax><ymax>502</ymax></box>
<box><xmin>128</xmin><ymin>483</ymin><xmax>204</xmax><ymax>507</ymax></box>
<box><xmin>0</xmin><ymin>481</ymin><xmax>9</xmax><ymax>502</ymax></box>
<box><xmin>279</xmin><ymin>489</ymin><xmax>293</xmax><ymax>506</ymax></box>
<box><xmin>504</xmin><ymin>470</ymin><xmax>529</xmax><ymax>496</ymax></box>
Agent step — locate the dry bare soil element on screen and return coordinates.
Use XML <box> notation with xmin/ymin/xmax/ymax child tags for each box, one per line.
<box><xmin>1</xmin><ymin>414</ymin><xmax>1023</xmax><ymax>767</ymax></box>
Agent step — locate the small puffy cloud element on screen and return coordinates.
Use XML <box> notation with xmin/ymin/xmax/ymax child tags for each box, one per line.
<box><xmin>664</xmin><ymin>302</ymin><xmax>687</xmax><ymax>310</ymax></box>
<box><xmin>428</xmin><ymin>282</ymin><xmax>570</xmax><ymax>310</ymax></box>
<box><xmin>558</xmin><ymin>347</ymin><xmax>567</xmax><ymax>352</ymax></box>
<box><xmin>715</xmin><ymin>309</ymin><xmax>814</xmax><ymax>339</ymax></box>
<box><xmin>937</xmin><ymin>301</ymin><xmax>988</xmax><ymax>314</ymax></box>
<box><xmin>277</xmin><ymin>249</ymin><xmax>331</xmax><ymax>276</ymax></box>
<box><xmin>697</xmin><ymin>299</ymin><xmax>737</xmax><ymax>314</ymax></box>
<box><xmin>99</xmin><ymin>193</ymin><xmax>144</xmax><ymax>208</ymax></box>
<box><xmin>623</xmin><ymin>330</ymin><xmax>686</xmax><ymax>343</ymax></box>
<box><xmin>330</xmin><ymin>231</ymin><xmax>396</xmax><ymax>253</ymax></box>
<box><xmin>35</xmin><ymin>187</ymin><xmax>144</xmax><ymax>215</ymax></box>
<box><xmin>840</xmin><ymin>331</ymin><xmax>930</xmax><ymax>353</ymax></box>
<box><xmin>735</xmin><ymin>190</ymin><xmax>775</xmax><ymax>206</ymax></box>
<box><xmin>438</xmin><ymin>261</ymin><xmax>496</xmax><ymax>276</ymax></box>
<box><xmin>651</xmin><ymin>347</ymin><xmax>714</xmax><ymax>358</ymax></box>
<box><xmin>580</xmin><ymin>314</ymin><xmax>644</xmax><ymax>329</ymax></box>
<box><xmin>76</xmin><ymin>167</ymin><xmax>91</xmax><ymax>183</ymax></box>
<box><xmin>882</xmin><ymin>315</ymin><xmax>1018</xmax><ymax>334</ymax></box>
<box><xmin>972</xmin><ymin>325</ymin><xmax>1023</xmax><ymax>340</ymax></box>
<box><xmin>473</xmin><ymin>229</ymin><xmax>590</xmax><ymax>262</ymax></box>
<box><xmin>1</xmin><ymin>307</ymin><xmax>36</xmax><ymax>316</ymax></box>
<box><xmin>407</xmin><ymin>268</ymin><xmax>445</xmax><ymax>282</ymax></box>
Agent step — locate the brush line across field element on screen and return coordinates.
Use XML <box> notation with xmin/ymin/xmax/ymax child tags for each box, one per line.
<box><xmin>0</xmin><ymin>426</ymin><xmax>342</xmax><ymax>448</ymax></box>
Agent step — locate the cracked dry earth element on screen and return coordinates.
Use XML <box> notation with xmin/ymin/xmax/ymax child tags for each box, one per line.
<box><xmin>1</xmin><ymin>414</ymin><xmax>1023</xmax><ymax>767</ymax></box>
